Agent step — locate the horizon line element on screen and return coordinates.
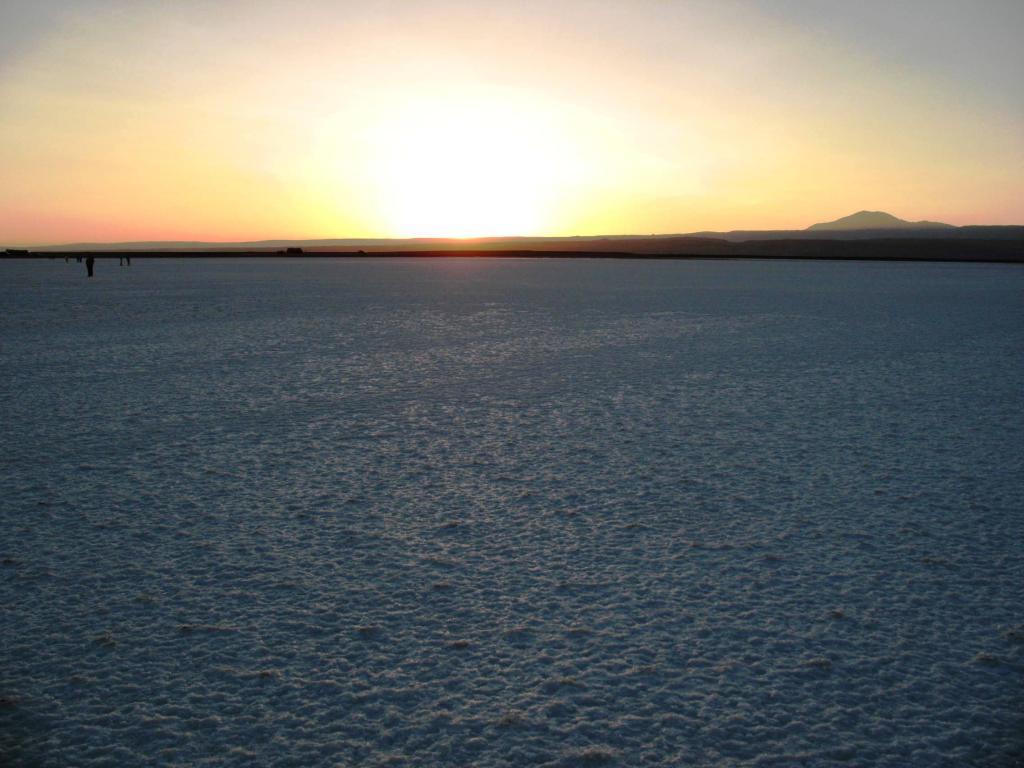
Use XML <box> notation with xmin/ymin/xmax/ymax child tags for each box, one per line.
<box><xmin>9</xmin><ymin>222</ymin><xmax>1024</xmax><ymax>250</ymax></box>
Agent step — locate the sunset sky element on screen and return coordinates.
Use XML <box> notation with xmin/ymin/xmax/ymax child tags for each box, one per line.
<box><xmin>1</xmin><ymin>0</ymin><xmax>1022</xmax><ymax>244</ymax></box>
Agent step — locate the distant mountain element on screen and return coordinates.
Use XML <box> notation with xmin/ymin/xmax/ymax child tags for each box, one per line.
<box><xmin>808</xmin><ymin>211</ymin><xmax>955</xmax><ymax>231</ymax></box>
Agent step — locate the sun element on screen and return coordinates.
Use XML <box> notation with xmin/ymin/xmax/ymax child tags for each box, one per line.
<box><xmin>367</xmin><ymin>96</ymin><xmax>577</xmax><ymax>238</ymax></box>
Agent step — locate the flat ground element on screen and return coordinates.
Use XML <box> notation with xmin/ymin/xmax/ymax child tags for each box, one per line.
<box><xmin>2</xmin><ymin>257</ymin><xmax>1023</xmax><ymax>766</ymax></box>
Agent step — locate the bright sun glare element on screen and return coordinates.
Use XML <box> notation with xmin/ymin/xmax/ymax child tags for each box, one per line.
<box><xmin>368</xmin><ymin>97</ymin><xmax>578</xmax><ymax>238</ymax></box>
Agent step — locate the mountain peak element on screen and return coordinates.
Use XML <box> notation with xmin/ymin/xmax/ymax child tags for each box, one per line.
<box><xmin>808</xmin><ymin>211</ymin><xmax>954</xmax><ymax>231</ymax></box>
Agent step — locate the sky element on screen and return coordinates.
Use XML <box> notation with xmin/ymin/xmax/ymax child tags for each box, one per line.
<box><xmin>1</xmin><ymin>0</ymin><xmax>1022</xmax><ymax>244</ymax></box>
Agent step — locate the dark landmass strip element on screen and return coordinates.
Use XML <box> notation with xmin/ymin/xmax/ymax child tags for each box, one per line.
<box><xmin>6</xmin><ymin>237</ymin><xmax>1024</xmax><ymax>263</ymax></box>
<box><xmin>17</xmin><ymin>219</ymin><xmax>1024</xmax><ymax>253</ymax></box>
<box><xmin>685</xmin><ymin>225</ymin><xmax>1024</xmax><ymax>242</ymax></box>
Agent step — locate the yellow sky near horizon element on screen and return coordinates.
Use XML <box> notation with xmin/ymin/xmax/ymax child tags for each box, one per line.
<box><xmin>1</xmin><ymin>0</ymin><xmax>1022</xmax><ymax>244</ymax></box>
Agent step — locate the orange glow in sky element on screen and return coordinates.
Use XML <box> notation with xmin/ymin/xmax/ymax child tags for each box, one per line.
<box><xmin>0</xmin><ymin>0</ymin><xmax>1022</xmax><ymax>244</ymax></box>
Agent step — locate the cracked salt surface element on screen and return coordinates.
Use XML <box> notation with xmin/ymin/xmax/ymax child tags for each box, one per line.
<box><xmin>1</xmin><ymin>257</ymin><xmax>1023</xmax><ymax>766</ymax></box>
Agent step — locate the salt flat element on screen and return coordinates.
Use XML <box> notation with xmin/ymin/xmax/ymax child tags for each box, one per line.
<box><xmin>1</xmin><ymin>257</ymin><xmax>1022</xmax><ymax>766</ymax></box>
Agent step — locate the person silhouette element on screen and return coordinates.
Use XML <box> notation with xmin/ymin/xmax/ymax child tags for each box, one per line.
<box><xmin>86</xmin><ymin>256</ymin><xmax>95</xmax><ymax>277</ymax></box>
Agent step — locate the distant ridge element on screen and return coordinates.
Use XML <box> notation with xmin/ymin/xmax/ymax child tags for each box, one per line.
<box><xmin>807</xmin><ymin>210</ymin><xmax>955</xmax><ymax>231</ymax></box>
<box><xmin>15</xmin><ymin>215</ymin><xmax>1024</xmax><ymax>252</ymax></box>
